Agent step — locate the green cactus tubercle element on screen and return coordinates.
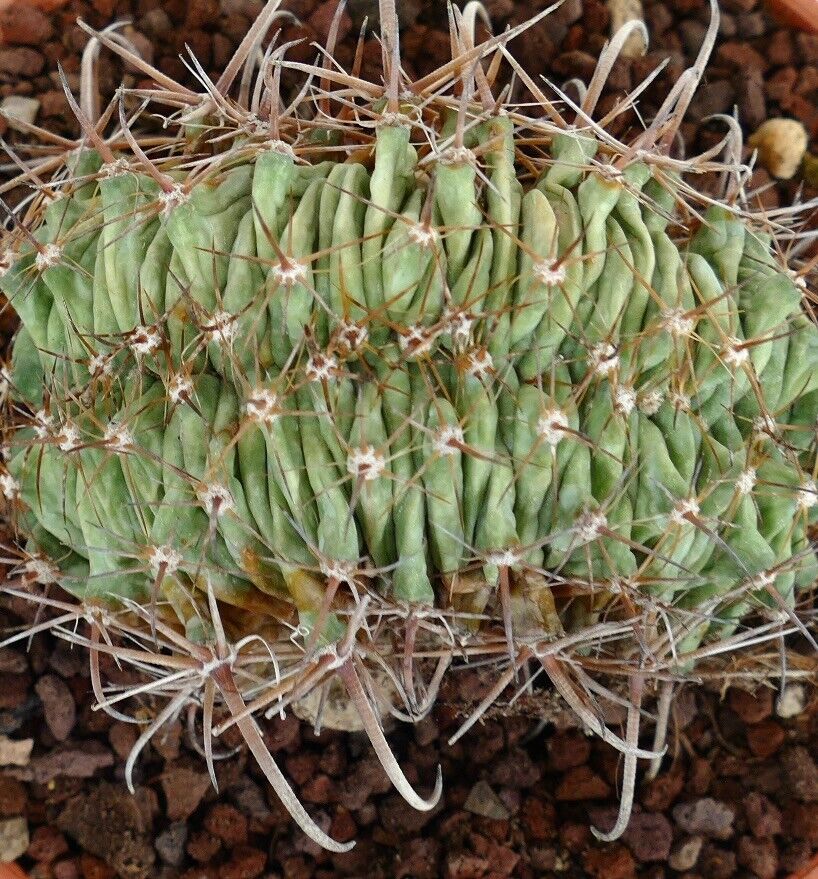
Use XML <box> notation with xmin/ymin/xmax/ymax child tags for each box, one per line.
<box><xmin>1</xmin><ymin>0</ymin><xmax>817</xmax><ymax>851</ymax></box>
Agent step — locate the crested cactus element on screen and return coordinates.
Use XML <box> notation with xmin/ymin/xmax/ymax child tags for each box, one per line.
<box><xmin>1</xmin><ymin>0</ymin><xmax>818</xmax><ymax>850</ymax></box>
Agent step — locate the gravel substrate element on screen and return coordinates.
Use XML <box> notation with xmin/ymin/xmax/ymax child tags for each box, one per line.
<box><xmin>1</xmin><ymin>0</ymin><xmax>818</xmax><ymax>877</ymax></box>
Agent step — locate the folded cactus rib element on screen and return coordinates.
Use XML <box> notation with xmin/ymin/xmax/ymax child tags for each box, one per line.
<box><xmin>0</xmin><ymin>0</ymin><xmax>816</xmax><ymax>851</ymax></box>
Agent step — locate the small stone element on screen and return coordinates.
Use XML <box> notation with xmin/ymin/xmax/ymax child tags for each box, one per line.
<box><xmin>0</xmin><ymin>737</ymin><xmax>32</xmax><ymax>768</ymax></box>
<box><xmin>746</xmin><ymin>719</ymin><xmax>786</xmax><ymax>758</ymax></box>
<box><xmin>187</xmin><ymin>829</ymin><xmax>222</xmax><ymax>863</ymax></box>
<box><xmin>737</xmin><ymin>11</ymin><xmax>766</xmax><ymax>37</ymax></box>
<box><xmin>698</xmin><ymin>843</ymin><xmax>737</xmax><ymax>879</ymax></box>
<box><xmin>108</xmin><ymin>723</ymin><xmax>137</xmax><ymax>762</ymax></box>
<box><xmin>35</xmin><ymin>674</ymin><xmax>76</xmax><ymax>742</ymax></box>
<box><xmin>781</xmin><ymin>746</ymin><xmax>818</xmax><ymax>802</ymax></box>
<box><xmin>669</xmin><ymin>836</ymin><xmax>703</xmax><ymax>872</ymax></box>
<box><xmin>555</xmin><ymin>766</ymin><xmax>611</xmax><ymax>801</ymax></box>
<box><xmin>27</xmin><ymin>825</ymin><xmax>69</xmax><ymax>862</ymax></box>
<box><xmin>0</xmin><ymin>816</ymin><xmax>29</xmax><ymax>861</ymax></box>
<box><xmin>642</xmin><ymin>769</ymin><xmax>685</xmax><ymax>811</ymax></box>
<box><xmin>156</xmin><ymin>822</ymin><xmax>188</xmax><ymax>867</ymax></box>
<box><xmin>219</xmin><ymin>846</ymin><xmax>267</xmax><ymax>879</ymax></box>
<box><xmin>797</xmin><ymin>32</ymin><xmax>818</xmax><ymax>64</ymax></box>
<box><xmin>79</xmin><ymin>854</ymin><xmax>115</xmax><ymax>879</ymax></box>
<box><xmin>737</xmin><ymin>836</ymin><xmax>777</xmax><ymax>879</ymax></box>
<box><xmin>0</xmin><ymin>775</ymin><xmax>26</xmax><ymax>815</ymax></box>
<box><xmin>161</xmin><ymin>766</ymin><xmax>211</xmax><ymax>821</ymax></box>
<box><xmin>329</xmin><ymin>808</ymin><xmax>356</xmax><ymax>844</ymax></box>
<box><xmin>0</xmin><ymin>47</ymin><xmax>44</xmax><ymax>77</ymax></box>
<box><xmin>622</xmin><ymin>812</ymin><xmax>672</xmax><ymax>862</ymax></box>
<box><xmin>308</xmin><ymin>0</ymin><xmax>352</xmax><ymax>44</ymax></box>
<box><xmin>204</xmin><ymin>803</ymin><xmax>248</xmax><ymax>848</ymax></box>
<box><xmin>463</xmin><ymin>781</ymin><xmax>510</xmax><ymax>821</ymax></box>
<box><xmin>301</xmin><ymin>774</ymin><xmax>336</xmax><ymax>805</ymax></box>
<box><xmin>737</xmin><ymin>69</ymin><xmax>766</xmax><ymax>130</ymax></box>
<box><xmin>743</xmin><ymin>792</ymin><xmax>782</xmax><ymax>838</ymax></box>
<box><xmin>672</xmin><ymin>798</ymin><xmax>735</xmax><ymax>840</ymax></box>
<box><xmin>582</xmin><ymin>843</ymin><xmax>637</xmax><ymax>879</ymax></box>
<box><xmin>0</xmin><ymin>2</ymin><xmax>52</xmax><ymax>46</ymax></box>
<box><xmin>548</xmin><ymin>729</ymin><xmax>591</xmax><ymax>771</ymax></box>
<box><xmin>29</xmin><ymin>742</ymin><xmax>113</xmax><ymax>783</ymax></box>
<box><xmin>53</xmin><ymin>859</ymin><xmax>79</xmax><ymax>879</ymax></box>
<box><xmin>716</xmin><ymin>40</ymin><xmax>767</xmax><ymax>69</ymax></box>
<box><xmin>777</xmin><ymin>683</ymin><xmax>806</xmax><ymax>718</ymax></box>
<box><xmin>489</xmin><ymin>749</ymin><xmax>540</xmax><ymax>789</ymax></box>
<box><xmin>748</xmin><ymin>118</ymin><xmax>808</xmax><ymax>180</ymax></box>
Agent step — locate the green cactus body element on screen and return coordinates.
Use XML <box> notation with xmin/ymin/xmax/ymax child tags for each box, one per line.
<box><xmin>1</xmin><ymin>0</ymin><xmax>817</xmax><ymax>851</ymax></box>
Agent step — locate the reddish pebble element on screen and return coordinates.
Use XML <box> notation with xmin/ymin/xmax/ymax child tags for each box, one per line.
<box><xmin>555</xmin><ymin>766</ymin><xmax>611</xmax><ymax>801</ymax></box>
<box><xmin>728</xmin><ymin>687</ymin><xmax>773</xmax><ymax>725</ymax></box>
<box><xmin>204</xmin><ymin>803</ymin><xmax>248</xmax><ymax>848</ymax></box>
<box><xmin>746</xmin><ymin>719</ymin><xmax>786</xmax><ymax>758</ymax></box>
<box><xmin>0</xmin><ymin>775</ymin><xmax>27</xmax><ymax>816</ymax></box>
<box><xmin>559</xmin><ymin>821</ymin><xmax>590</xmax><ymax>853</ymax></box>
<box><xmin>520</xmin><ymin>797</ymin><xmax>556</xmax><ymax>842</ymax></box>
<box><xmin>737</xmin><ymin>835</ymin><xmax>778</xmax><ymax>879</ymax></box>
<box><xmin>0</xmin><ymin>1</ymin><xmax>52</xmax><ymax>46</ymax></box>
<box><xmin>27</xmin><ymin>825</ymin><xmax>69</xmax><ymax>862</ymax></box>
<box><xmin>744</xmin><ymin>792</ymin><xmax>783</xmax><ymax>838</ymax></box>
<box><xmin>53</xmin><ymin>860</ymin><xmax>79</xmax><ymax>879</ymax></box>
<box><xmin>79</xmin><ymin>855</ymin><xmax>114</xmax><ymax>879</ymax></box>
<box><xmin>548</xmin><ymin>729</ymin><xmax>591</xmax><ymax>772</ymax></box>
<box><xmin>218</xmin><ymin>845</ymin><xmax>267</xmax><ymax>879</ymax></box>
<box><xmin>187</xmin><ymin>830</ymin><xmax>222</xmax><ymax>863</ymax></box>
<box><xmin>329</xmin><ymin>808</ymin><xmax>357</xmax><ymax>844</ymax></box>
<box><xmin>582</xmin><ymin>844</ymin><xmax>637</xmax><ymax>879</ymax></box>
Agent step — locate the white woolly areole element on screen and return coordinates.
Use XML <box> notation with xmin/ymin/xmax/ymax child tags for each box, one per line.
<box><xmin>437</xmin><ymin>145</ymin><xmax>476</xmax><ymax>167</ymax></box>
<box><xmin>129</xmin><ymin>326</ymin><xmax>162</xmax><ymax>356</ymax></box>
<box><xmin>205</xmin><ymin>311</ymin><xmax>237</xmax><ymax>344</ymax></box>
<box><xmin>0</xmin><ymin>366</ymin><xmax>11</xmax><ymax>397</ymax></box>
<box><xmin>407</xmin><ymin>223</ymin><xmax>438</xmax><ymax>249</ymax></box>
<box><xmin>35</xmin><ymin>243</ymin><xmax>62</xmax><ymax>273</ymax></box>
<box><xmin>588</xmin><ymin>342</ymin><xmax>619</xmax><ymax>376</ymax></box>
<box><xmin>532</xmin><ymin>259</ymin><xmax>566</xmax><ymax>286</ymax></box>
<box><xmin>670</xmin><ymin>497</ymin><xmax>699</xmax><ymax>526</ymax></box>
<box><xmin>257</xmin><ymin>137</ymin><xmax>296</xmax><ymax>158</ymax></box>
<box><xmin>306</xmin><ymin>351</ymin><xmax>338</xmax><ymax>383</ymax></box>
<box><xmin>104</xmin><ymin>422</ymin><xmax>133</xmax><ymax>453</ymax></box>
<box><xmin>484</xmin><ymin>548</ymin><xmax>521</xmax><ymax>568</ymax></box>
<box><xmin>346</xmin><ymin>446</ymin><xmax>386</xmax><ymax>481</ymax></box>
<box><xmin>199</xmin><ymin>483</ymin><xmax>235</xmax><ymax>516</ymax></box>
<box><xmin>669</xmin><ymin>390</ymin><xmax>691</xmax><ymax>412</ymax></box>
<box><xmin>753</xmin><ymin>414</ymin><xmax>777</xmax><ymax>436</ymax></box>
<box><xmin>57</xmin><ymin>421</ymin><xmax>81</xmax><ymax>452</ymax></box>
<box><xmin>99</xmin><ymin>158</ymin><xmax>131</xmax><ymax>179</ymax></box>
<box><xmin>537</xmin><ymin>408</ymin><xmax>569</xmax><ymax>447</ymax></box>
<box><xmin>148</xmin><ymin>544</ymin><xmax>183</xmax><ymax>577</ymax></box>
<box><xmin>661</xmin><ymin>307</ymin><xmax>695</xmax><ymax>338</ymax></box>
<box><xmin>24</xmin><ymin>557</ymin><xmax>59</xmax><ymax>585</ymax></box>
<box><xmin>245</xmin><ymin>388</ymin><xmax>280</xmax><ymax>424</ymax></box>
<box><xmin>89</xmin><ymin>352</ymin><xmax>113</xmax><ymax>377</ymax></box>
<box><xmin>0</xmin><ymin>250</ymin><xmax>15</xmax><ymax>278</ymax></box>
<box><xmin>337</xmin><ymin>322</ymin><xmax>368</xmax><ymax>351</ymax></box>
<box><xmin>445</xmin><ymin>308</ymin><xmax>474</xmax><ymax>349</ymax></box>
<box><xmin>158</xmin><ymin>183</ymin><xmax>189</xmax><ymax>217</ymax></box>
<box><xmin>614</xmin><ymin>384</ymin><xmax>636</xmax><ymax>416</ymax></box>
<box><xmin>573</xmin><ymin>510</ymin><xmax>607</xmax><ymax>544</ymax></box>
<box><xmin>723</xmin><ymin>337</ymin><xmax>749</xmax><ymax>368</ymax></box>
<box><xmin>466</xmin><ymin>348</ymin><xmax>493</xmax><ymax>379</ymax></box>
<box><xmin>432</xmin><ymin>425</ymin><xmax>464</xmax><ymax>456</ymax></box>
<box><xmin>736</xmin><ymin>468</ymin><xmax>757</xmax><ymax>495</ymax></box>
<box><xmin>0</xmin><ymin>472</ymin><xmax>20</xmax><ymax>500</ymax></box>
<box><xmin>167</xmin><ymin>374</ymin><xmax>192</xmax><ymax>404</ymax></box>
<box><xmin>272</xmin><ymin>260</ymin><xmax>307</xmax><ymax>288</ymax></box>
<box><xmin>399</xmin><ymin>325</ymin><xmax>437</xmax><ymax>359</ymax></box>
<box><xmin>638</xmin><ymin>389</ymin><xmax>663</xmax><ymax>416</ymax></box>
<box><xmin>320</xmin><ymin>558</ymin><xmax>357</xmax><ymax>584</ymax></box>
<box><xmin>750</xmin><ymin>570</ymin><xmax>776</xmax><ymax>590</ymax></box>
<box><xmin>796</xmin><ymin>479</ymin><xmax>817</xmax><ymax>510</ymax></box>
<box><xmin>787</xmin><ymin>267</ymin><xmax>807</xmax><ymax>290</ymax></box>
<box><xmin>32</xmin><ymin>409</ymin><xmax>53</xmax><ymax>439</ymax></box>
